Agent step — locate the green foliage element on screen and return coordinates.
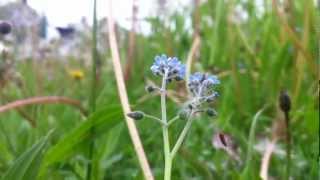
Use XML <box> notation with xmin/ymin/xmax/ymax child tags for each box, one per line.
<box><xmin>0</xmin><ymin>0</ymin><xmax>318</xmax><ymax>179</ymax></box>
<box><xmin>39</xmin><ymin>106</ymin><xmax>122</xmax><ymax>177</ymax></box>
<box><xmin>1</xmin><ymin>131</ymin><xmax>52</xmax><ymax>180</ymax></box>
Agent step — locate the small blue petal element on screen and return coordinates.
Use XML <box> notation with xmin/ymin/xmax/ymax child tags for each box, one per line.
<box><xmin>150</xmin><ymin>54</ymin><xmax>186</xmax><ymax>81</ymax></box>
<box><xmin>189</xmin><ymin>72</ymin><xmax>219</xmax><ymax>97</ymax></box>
<box><xmin>207</xmin><ymin>75</ymin><xmax>220</xmax><ymax>85</ymax></box>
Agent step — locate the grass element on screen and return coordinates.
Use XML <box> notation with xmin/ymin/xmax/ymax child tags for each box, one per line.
<box><xmin>86</xmin><ymin>0</ymin><xmax>98</xmax><ymax>179</ymax></box>
<box><xmin>0</xmin><ymin>0</ymin><xmax>318</xmax><ymax>179</ymax></box>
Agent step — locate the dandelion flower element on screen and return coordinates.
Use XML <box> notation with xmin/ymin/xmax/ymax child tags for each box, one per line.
<box><xmin>68</xmin><ymin>69</ymin><xmax>84</xmax><ymax>80</ymax></box>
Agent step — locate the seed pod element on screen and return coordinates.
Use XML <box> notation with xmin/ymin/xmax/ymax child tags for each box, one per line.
<box><xmin>188</xmin><ymin>104</ymin><xmax>194</xmax><ymax>110</ymax></box>
<box><xmin>127</xmin><ymin>111</ymin><xmax>144</xmax><ymax>120</ymax></box>
<box><xmin>178</xmin><ymin>109</ymin><xmax>190</xmax><ymax>120</ymax></box>
<box><xmin>0</xmin><ymin>21</ymin><xmax>12</xmax><ymax>35</ymax></box>
<box><xmin>174</xmin><ymin>76</ymin><xmax>183</xmax><ymax>81</ymax></box>
<box><xmin>279</xmin><ymin>90</ymin><xmax>291</xmax><ymax>112</ymax></box>
<box><xmin>206</xmin><ymin>108</ymin><xmax>217</xmax><ymax>117</ymax></box>
<box><xmin>145</xmin><ymin>85</ymin><xmax>155</xmax><ymax>93</ymax></box>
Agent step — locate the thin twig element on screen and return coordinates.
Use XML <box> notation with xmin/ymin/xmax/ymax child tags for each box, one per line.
<box><xmin>0</xmin><ymin>96</ymin><xmax>88</xmax><ymax>116</ymax></box>
<box><xmin>107</xmin><ymin>1</ymin><xmax>154</xmax><ymax>179</ymax></box>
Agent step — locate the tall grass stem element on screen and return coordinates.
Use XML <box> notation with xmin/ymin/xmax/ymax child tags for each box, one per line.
<box><xmin>86</xmin><ymin>0</ymin><xmax>98</xmax><ymax>179</ymax></box>
<box><xmin>107</xmin><ymin>1</ymin><xmax>154</xmax><ymax>179</ymax></box>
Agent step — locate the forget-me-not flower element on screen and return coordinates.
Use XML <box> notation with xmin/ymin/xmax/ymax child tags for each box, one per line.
<box><xmin>188</xmin><ymin>72</ymin><xmax>220</xmax><ymax>100</ymax></box>
<box><xmin>150</xmin><ymin>54</ymin><xmax>185</xmax><ymax>81</ymax></box>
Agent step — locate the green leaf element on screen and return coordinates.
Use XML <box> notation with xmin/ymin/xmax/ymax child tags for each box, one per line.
<box><xmin>241</xmin><ymin>107</ymin><xmax>267</xmax><ymax>179</ymax></box>
<box><xmin>1</xmin><ymin>131</ymin><xmax>52</xmax><ymax>180</ymax></box>
<box><xmin>39</xmin><ymin>106</ymin><xmax>122</xmax><ymax>177</ymax></box>
<box><xmin>92</xmin><ymin>124</ymin><xmax>124</xmax><ymax>180</ymax></box>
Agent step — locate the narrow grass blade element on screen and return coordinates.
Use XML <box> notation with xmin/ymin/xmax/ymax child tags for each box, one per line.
<box><xmin>39</xmin><ymin>106</ymin><xmax>122</xmax><ymax>177</ymax></box>
<box><xmin>1</xmin><ymin>131</ymin><xmax>52</xmax><ymax>180</ymax></box>
<box><xmin>241</xmin><ymin>106</ymin><xmax>267</xmax><ymax>179</ymax></box>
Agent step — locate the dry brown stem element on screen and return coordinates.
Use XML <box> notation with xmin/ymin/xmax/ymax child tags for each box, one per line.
<box><xmin>107</xmin><ymin>1</ymin><xmax>154</xmax><ymax>179</ymax></box>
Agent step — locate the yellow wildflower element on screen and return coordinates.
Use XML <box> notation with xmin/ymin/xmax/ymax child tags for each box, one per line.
<box><xmin>68</xmin><ymin>69</ymin><xmax>84</xmax><ymax>80</ymax></box>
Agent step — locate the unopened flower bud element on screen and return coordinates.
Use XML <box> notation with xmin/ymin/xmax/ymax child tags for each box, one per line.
<box><xmin>0</xmin><ymin>21</ymin><xmax>12</xmax><ymax>35</ymax></box>
<box><xmin>172</xmin><ymin>69</ymin><xmax>179</xmax><ymax>74</ymax></box>
<box><xmin>206</xmin><ymin>108</ymin><xmax>217</xmax><ymax>117</ymax></box>
<box><xmin>127</xmin><ymin>111</ymin><xmax>144</xmax><ymax>120</ymax></box>
<box><xmin>178</xmin><ymin>109</ymin><xmax>190</xmax><ymax>120</ymax></box>
<box><xmin>145</xmin><ymin>85</ymin><xmax>155</xmax><ymax>93</ymax></box>
<box><xmin>279</xmin><ymin>90</ymin><xmax>291</xmax><ymax>112</ymax></box>
<box><xmin>175</xmin><ymin>76</ymin><xmax>183</xmax><ymax>81</ymax></box>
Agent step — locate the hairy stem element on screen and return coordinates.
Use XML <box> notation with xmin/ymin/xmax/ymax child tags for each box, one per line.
<box><xmin>171</xmin><ymin>115</ymin><xmax>193</xmax><ymax>158</ymax></box>
<box><xmin>161</xmin><ymin>71</ymin><xmax>172</xmax><ymax>180</ymax></box>
<box><xmin>144</xmin><ymin>114</ymin><xmax>167</xmax><ymax>126</ymax></box>
<box><xmin>167</xmin><ymin>116</ymin><xmax>179</xmax><ymax>127</ymax></box>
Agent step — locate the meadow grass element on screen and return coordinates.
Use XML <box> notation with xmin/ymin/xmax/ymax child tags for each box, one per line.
<box><xmin>0</xmin><ymin>0</ymin><xmax>318</xmax><ymax>179</ymax></box>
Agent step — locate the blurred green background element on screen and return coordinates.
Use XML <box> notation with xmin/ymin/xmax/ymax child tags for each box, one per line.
<box><xmin>0</xmin><ymin>0</ymin><xmax>319</xmax><ymax>179</ymax></box>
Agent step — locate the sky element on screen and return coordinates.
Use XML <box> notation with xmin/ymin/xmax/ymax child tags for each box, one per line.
<box><xmin>1</xmin><ymin>0</ymin><xmax>191</xmax><ymax>37</ymax></box>
<box><xmin>3</xmin><ymin>0</ymin><xmax>302</xmax><ymax>38</ymax></box>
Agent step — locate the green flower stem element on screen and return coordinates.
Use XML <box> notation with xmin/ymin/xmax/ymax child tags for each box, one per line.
<box><xmin>144</xmin><ymin>114</ymin><xmax>167</xmax><ymax>126</ymax></box>
<box><xmin>161</xmin><ymin>71</ymin><xmax>172</xmax><ymax>180</ymax></box>
<box><xmin>167</xmin><ymin>116</ymin><xmax>179</xmax><ymax>127</ymax></box>
<box><xmin>170</xmin><ymin>115</ymin><xmax>193</xmax><ymax>158</ymax></box>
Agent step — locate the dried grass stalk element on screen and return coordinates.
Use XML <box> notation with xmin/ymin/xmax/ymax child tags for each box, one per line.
<box><xmin>107</xmin><ymin>1</ymin><xmax>154</xmax><ymax>179</ymax></box>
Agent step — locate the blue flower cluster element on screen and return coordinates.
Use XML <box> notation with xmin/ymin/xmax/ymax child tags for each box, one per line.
<box><xmin>188</xmin><ymin>72</ymin><xmax>220</xmax><ymax>100</ymax></box>
<box><xmin>150</xmin><ymin>54</ymin><xmax>185</xmax><ymax>81</ymax></box>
